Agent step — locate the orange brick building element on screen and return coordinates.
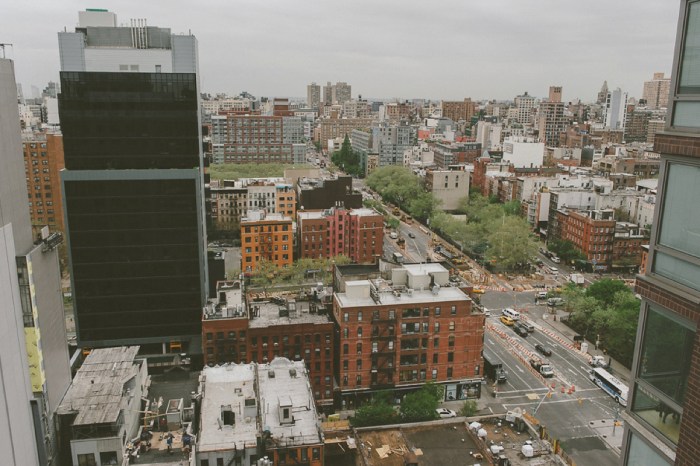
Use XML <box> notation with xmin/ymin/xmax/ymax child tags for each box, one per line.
<box><xmin>241</xmin><ymin>211</ymin><xmax>293</xmax><ymax>273</ymax></box>
<box><xmin>297</xmin><ymin>206</ymin><xmax>383</xmax><ymax>263</ymax></box>
<box><xmin>22</xmin><ymin>132</ymin><xmax>65</xmax><ymax>236</ymax></box>
<box><xmin>441</xmin><ymin>98</ymin><xmax>477</xmax><ymax>122</ymax></box>
<box><xmin>333</xmin><ymin>263</ymin><xmax>485</xmax><ymax>408</ymax></box>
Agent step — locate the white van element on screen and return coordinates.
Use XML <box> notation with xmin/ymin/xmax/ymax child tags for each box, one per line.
<box><xmin>548</xmin><ymin>266</ymin><xmax>559</xmax><ymax>275</ymax></box>
<box><xmin>502</xmin><ymin>308</ymin><xmax>520</xmax><ymax>321</ymax></box>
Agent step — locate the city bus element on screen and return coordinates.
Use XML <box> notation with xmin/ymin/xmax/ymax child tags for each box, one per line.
<box><xmin>589</xmin><ymin>367</ymin><xmax>628</xmax><ymax>406</ymax></box>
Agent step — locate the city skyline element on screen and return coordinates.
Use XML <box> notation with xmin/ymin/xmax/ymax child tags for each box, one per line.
<box><xmin>3</xmin><ymin>0</ymin><xmax>678</xmax><ymax>101</ymax></box>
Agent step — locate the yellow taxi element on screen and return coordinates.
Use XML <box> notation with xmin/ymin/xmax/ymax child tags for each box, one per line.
<box><xmin>500</xmin><ymin>315</ymin><xmax>515</xmax><ymax>326</ymax></box>
<box><xmin>472</xmin><ymin>286</ymin><xmax>486</xmax><ymax>294</ymax></box>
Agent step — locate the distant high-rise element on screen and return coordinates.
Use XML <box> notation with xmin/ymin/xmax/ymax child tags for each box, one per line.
<box><xmin>333</xmin><ymin>81</ymin><xmax>351</xmax><ymax>104</ymax></box>
<box><xmin>1</xmin><ymin>58</ymin><xmax>71</xmax><ymax>466</ymax></box>
<box><xmin>514</xmin><ymin>91</ymin><xmax>535</xmax><ymax>124</ymax></box>
<box><xmin>322</xmin><ymin>81</ymin><xmax>333</xmax><ymax>105</ymax></box>
<box><xmin>604</xmin><ymin>87</ymin><xmax>628</xmax><ymax>131</ymax></box>
<box><xmin>538</xmin><ymin>86</ymin><xmax>566</xmax><ymax>147</ymax></box>
<box><xmin>642</xmin><ymin>72</ymin><xmax>671</xmax><ymax>110</ymax></box>
<box><xmin>307</xmin><ymin>82</ymin><xmax>320</xmax><ymax>108</ymax></box>
<box><xmin>58</xmin><ymin>10</ymin><xmax>208</xmax><ymax>352</ymax></box>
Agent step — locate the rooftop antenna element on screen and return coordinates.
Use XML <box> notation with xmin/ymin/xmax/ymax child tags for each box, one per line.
<box><xmin>0</xmin><ymin>43</ymin><xmax>13</xmax><ymax>59</ymax></box>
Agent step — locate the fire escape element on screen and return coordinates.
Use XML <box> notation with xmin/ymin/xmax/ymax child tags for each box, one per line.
<box><xmin>370</xmin><ymin>313</ymin><xmax>395</xmax><ymax>388</ymax></box>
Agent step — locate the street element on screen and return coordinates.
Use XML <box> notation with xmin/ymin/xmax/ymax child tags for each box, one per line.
<box><xmin>479</xmin><ymin>290</ymin><xmax>624</xmax><ymax>466</ymax></box>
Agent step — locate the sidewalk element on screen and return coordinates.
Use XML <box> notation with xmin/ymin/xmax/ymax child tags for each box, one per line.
<box><xmin>539</xmin><ymin>309</ymin><xmax>632</xmax><ymax>384</ymax></box>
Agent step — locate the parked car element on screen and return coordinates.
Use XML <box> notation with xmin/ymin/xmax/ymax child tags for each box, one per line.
<box><xmin>500</xmin><ymin>315</ymin><xmax>515</xmax><ymax>326</ymax></box>
<box><xmin>535</xmin><ymin>344</ymin><xmax>552</xmax><ymax>357</ymax></box>
<box><xmin>536</xmin><ymin>291</ymin><xmax>548</xmax><ymax>302</ymax></box>
<box><xmin>436</xmin><ymin>408</ymin><xmax>457</xmax><ymax>418</ymax></box>
<box><xmin>547</xmin><ymin>297</ymin><xmax>565</xmax><ymax>307</ymax></box>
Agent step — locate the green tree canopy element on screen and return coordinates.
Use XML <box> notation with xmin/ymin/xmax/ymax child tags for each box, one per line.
<box><xmin>399</xmin><ymin>383</ymin><xmax>443</xmax><ymax>423</ymax></box>
<box><xmin>331</xmin><ymin>135</ymin><xmax>362</xmax><ymax>177</ymax></box>
<box><xmin>585</xmin><ymin>279</ymin><xmax>631</xmax><ymax>308</ymax></box>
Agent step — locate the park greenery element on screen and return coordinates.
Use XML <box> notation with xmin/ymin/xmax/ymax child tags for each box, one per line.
<box><xmin>561</xmin><ymin>279</ymin><xmax>640</xmax><ymax>368</ymax></box>
<box><xmin>331</xmin><ymin>135</ymin><xmax>363</xmax><ymax>177</ymax></box>
<box><xmin>249</xmin><ymin>256</ymin><xmax>351</xmax><ymax>291</ymax></box>
<box><xmin>366</xmin><ymin>166</ymin><xmax>539</xmax><ymax>272</ymax></box>
<box><xmin>365</xmin><ymin>166</ymin><xmax>441</xmax><ymax>223</ymax></box>
<box><xmin>350</xmin><ymin>383</ymin><xmax>445</xmax><ymax>427</ymax></box>
<box><xmin>208</xmin><ymin>163</ymin><xmax>311</xmax><ymax>181</ymax></box>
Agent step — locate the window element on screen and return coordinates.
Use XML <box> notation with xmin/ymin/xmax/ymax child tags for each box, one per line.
<box><xmin>358</xmin><ymin>311</ymin><xmax>363</xmax><ymax>321</ymax></box>
<box><xmin>357</xmin><ymin>327</ymin><xmax>363</xmax><ymax>337</ymax></box>
<box><xmin>343</xmin><ymin>327</ymin><xmax>349</xmax><ymax>338</ymax></box>
<box><xmin>434</xmin><ymin>322</ymin><xmax>440</xmax><ymax>332</ymax></box>
<box><xmin>343</xmin><ymin>360</ymin><xmax>348</xmax><ymax>370</ymax></box>
<box><xmin>99</xmin><ymin>452</ymin><xmax>118</xmax><ymax>465</ymax></box>
<box><xmin>652</xmin><ymin>163</ymin><xmax>700</xmax><ymax>291</ymax></box>
<box><xmin>201</xmin><ymin>461</ymin><xmax>210</xmax><ymax>466</ymax></box>
<box><xmin>451</xmin><ymin>305</ymin><xmax>457</xmax><ymax>315</ymax></box>
<box><xmin>77</xmin><ymin>454</ymin><xmax>96</xmax><ymax>466</ymax></box>
<box><xmin>356</xmin><ymin>359</ymin><xmax>362</xmax><ymax>370</ymax></box>
<box><xmin>435</xmin><ymin>307</ymin><xmax>441</xmax><ymax>316</ymax></box>
<box><xmin>448</xmin><ymin>336</ymin><xmax>455</xmax><ymax>347</ymax></box>
<box><xmin>343</xmin><ymin>344</ymin><xmax>348</xmax><ymax>355</ymax></box>
<box><xmin>449</xmin><ymin>321</ymin><xmax>455</xmax><ymax>331</ymax></box>
<box><xmin>343</xmin><ymin>312</ymin><xmax>349</xmax><ymax>322</ymax></box>
<box><xmin>357</xmin><ymin>343</ymin><xmax>362</xmax><ymax>354</ymax></box>
<box><xmin>217</xmin><ymin>459</ymin><xmax>224</xmax><ymax>466</ymax></box>
<box><xmin>625</xmin><ymin>432</ymin><xmax>668</xmax><ymax>466</ymax></box>
<box><xmin>448</xmin><ymin>352</ymin><xmax>454</xmax><ymax>362</ymax></box>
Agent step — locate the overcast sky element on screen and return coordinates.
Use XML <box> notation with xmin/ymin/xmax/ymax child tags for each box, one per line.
<box><xmin>2</xmin><ymin>1</ymin><xmax>680</xmax><ymax>102</ymax></box>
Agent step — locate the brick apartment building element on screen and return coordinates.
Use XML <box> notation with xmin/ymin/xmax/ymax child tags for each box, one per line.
<box><xmin>202</xmin><ymin>280</ymin><xmax>336</xmax><ymax>409</ymax></box>
<box><xmin>441</xmin><ymin>98</ymin><xmax>477</xmax><ymax>123</ymax></box>
<box><xmin>21</xmin><ymin>132</ymin><xmax>65</xmax><ymax>236</ymax></box>
<box><xmin>555</xmin><ymin>209</ymin><xmax>616</xmax><ymax>270</ymax></box>
<box><xmin>611</xmin><ymin>222</ymin><xmax>647</xmax><ymax>272</ymax></box>
<box><xmin>297</xmin><ymin>206</ymin><xmax>383</xmax><ymax>263</ymax></box>
<box><xmin>431</xmin><ymin>141</ymin><xmax>482</xmax><ymax>168</ymax></box>
<box><xmin>241</xmin><ymin>210</ymin><xmax>293</xmax><ymax>273</ymax></box>
<box><xmin>318</xmin><ymin>117</ymin><xmax>374</xmax><ymax>145</ymax></box>
<box><xmin>332</xmin><ymin>263</ymin><xmax>485</xmax><ymax>408</ymax></box>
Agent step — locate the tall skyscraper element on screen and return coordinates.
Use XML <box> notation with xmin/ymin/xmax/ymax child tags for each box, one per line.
<box><xmin>333</xmin><ymin>81</ymin><xmax>351</xmax><ymax>104</ymax></box>
<box><xmin>1</xmin><ymin>58</ymin><xmax>71</xmax><ymax>466</ymax></box>
<box><xmin>604</xmin><ymin>87</ymin><xmax>628</xmax><ymax>131</ymax></box>
<box><xmin>597</xmin><ymin>80</ymin><xmax>609</xmax><ymax>104</ymax></box>
<box><xmin>642</xmin><ymin>72</ymin><xmax>671</xmax><ymax>110</ymax></box>
<box><xmin>620</xmin><ymin>2</ymin><xmax>700</xmax><ymax>464</ymax></box>
<box><xmin>307</xmin><ymin>81</ymin><xmax>320</xmax><ymax>108</ymax></box>
<box><xmin>58</xmin><ymin>10</ymin><xmax>208</xmax><ymax>354</ymax></box>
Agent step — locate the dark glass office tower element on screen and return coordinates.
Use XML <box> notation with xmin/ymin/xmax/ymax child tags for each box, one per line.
<box><xmin>58</xmin><ymin>11</ymin><xmax>207</xmax><ymax>352</ymax></box>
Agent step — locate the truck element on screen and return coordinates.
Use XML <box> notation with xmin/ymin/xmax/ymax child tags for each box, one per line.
<box><xmin>484</xmin><ymin>350</ymin><xmax>507</xmax><ymax>384</ymax></box>
<box><xmin>569</xmin><ymin>273</ymin><xmax>585</xmax><ymax>285</ymax></box>
<box><xmin>529</xmin><ymin>358</ymin><xmax>555</xmax><ymax>378</ymax></box>
<box><xmin>392</xmin><ymin>252</ymin><xmax>404</xmax><ymax>264</ymax></box>
<box><xmin>589</xmin><ymin>355</ymin><xmax>610</xmax><ymax>369</ymax></box>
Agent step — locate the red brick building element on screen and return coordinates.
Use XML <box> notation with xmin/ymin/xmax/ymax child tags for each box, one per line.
<box><xmin>202</xmin><ymin>280</ymin><xmax>336</xmax><ymax>409</ymax></box>
<box><xmin>612</xmin><ymin>222</ymin><xmax>648</xmax><ymax>272</ymax></box>
<box><xmin>555</xmin><ymin>209</ymin><xmax>616</xmax><ymax>270</ymax></box>
<box><xmin>22</xmin><ymin>132</ymin><xmax>65</xmax><ymax>236</ymax></box>
<box><xmin>297</xmin><ymin>206</ymin><xmax>383</xmax><ymax>263</ymax></box>
<box><xmin>333</xmin><ymin>263</ymin><xmax>485</xmax><ymax>408</ymax></box>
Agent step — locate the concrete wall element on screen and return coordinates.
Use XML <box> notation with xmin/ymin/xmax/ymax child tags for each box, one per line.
<box><xmin>0</xmin><ymin>225</ymin><xmax>40</xmax><ymax>466</ymax></box>
<box><xmin>84</xmin><ymin>48</ymin><xmax>173</xmax><ymax>73</ymax></box>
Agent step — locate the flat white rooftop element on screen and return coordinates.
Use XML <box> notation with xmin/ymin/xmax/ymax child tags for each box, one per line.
<box><xmin>198</xmin><ymin>364</ymin><xmax>259</xmax><ymax>452</ymax></box>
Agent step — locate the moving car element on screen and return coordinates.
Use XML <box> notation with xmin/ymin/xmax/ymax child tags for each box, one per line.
<box><xmin>436</xmin><ymin>408</ymin><xmax>457</xmax><ymax>418</ymax></box>
<box><xmin>408</xmin><ymin>232</ymin><xmax>416</xmax><ymax>238</ymax></box>
<box><xmin>513</xmin><ymin>325</ymin><xmax>528</xmax><ymax>337</ymax></box>
<box><xmin>500</xmin><ymin>315</ymin><xmax>515</xmax><ymax>326</ymax></box>
<box><xmin>535</xmin><ymin>344</ymin><xmax>552</xmax><ymax>357</ymax></box>
<box><xmin>472</xmin><ymin>286</ymin><xmax>486</xmax><ymax>294</ymax></box>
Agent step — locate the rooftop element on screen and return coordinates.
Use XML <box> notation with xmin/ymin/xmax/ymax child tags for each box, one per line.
<box><xmin>203</xmin><ymin>281</ymin><xmax>246</xmax><ymax>321</ymax></box>
<box><xmin>57</xmin><ymin>346</ymin><xmax>142</xmax><ymax>426</ymax></box>
<box><xmin>198</xmin><ymin>364</ymin><xmax>259</xmax><ymax>452</ymax></box>
<box><xmin>258</xmin><ymin>359</ymin><xmax>323</xmax><ymax>448</ymax></box>
<box><xmin>249</xmin><ymin>299</ymin><xmax>331</xmax><ymax>328</ymax></box>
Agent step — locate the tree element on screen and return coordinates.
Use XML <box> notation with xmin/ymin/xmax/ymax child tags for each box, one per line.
<box><xmin>331</xmin><ymin>135</ymin><xmax>362</xmax><ymax>177</ymax></box>
<box><xmin>459</xmin><ymin>400</ymin><xmax>479</xmax><ymax>417</ymax></box>
<box><xmin>548</xmin><ymin>239</ymin><xmax>586</xmax><ymax>264</ymax></box>
<box><xmin>409</xmin><ymin>192</ymin><xmax>441</xmax><ymax>222</ymax></box>
<box><xmin>208</xmin><ymin>163</ymin><xmax>308</xmax><ymax>181</ymax></box>
<box><xmin>585</xmin><ymin>279</ymin><xmax>631</xmax><ymax>308</ymax></box>
<box><xmin>399</xmin><ymin>383</ymin><xmax>443</xmax><ymax>423</ymax></box>
<box><xmin>350</xmin><ymin>394</ymin><xmax>398</xmax><ymax>427</ymax></box>
<box><xmin>484</xmin><ymin>216</ymin><xmax>538</xmax><ymax>271</ymax></box>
